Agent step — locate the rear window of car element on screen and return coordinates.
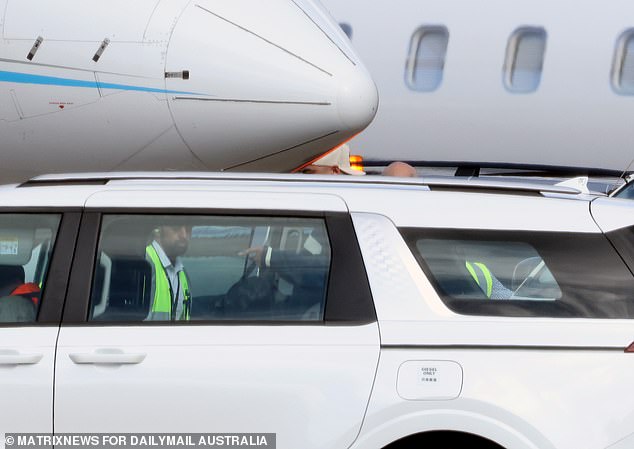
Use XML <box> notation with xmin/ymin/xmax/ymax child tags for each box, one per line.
<box><xmin>401</xmin><ymin>228</ymin><xmax>634</xmax><ymax>318</ymax></box>
<box><xmin>0</xmin><ymin>214</ymin><xmax>61</xmax><ymax>323</ymax></box>
<box><xmin>89</xmin><ymin>214</ymin><xmax>331</xmax><ymax>323</ymax></box>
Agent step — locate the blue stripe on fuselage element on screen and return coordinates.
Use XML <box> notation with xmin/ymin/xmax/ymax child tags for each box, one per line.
<box><xmin>0</xmin><ymin>71</ymin><xmax>201</xmax><ymax>95</ymax></box>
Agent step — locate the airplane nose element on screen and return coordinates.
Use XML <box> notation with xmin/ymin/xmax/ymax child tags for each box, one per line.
<box><xmin>164</xmin><ymin>0</ymin><xmax>379</xmax><ymax>172</ymax></box>
<box><xmin>337</xmin><ymin>67</ymin><xmax>379</xmax><ymax>131</ymax></box>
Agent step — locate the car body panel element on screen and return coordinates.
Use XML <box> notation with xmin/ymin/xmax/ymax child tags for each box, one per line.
<box><xmin>54</xmin><ymin>324</ymin><xmax>380</xmax><ymax>449</ymax></box>
<box><xmin>0</xmin><ymin>174</ymin><xmax>632</xmax><ymax>449</ymax></box>
<box><xmin>0</xmin><ymin>327</ymin><xmax>57</xmax><ymax>435</ymax></box>
<box><xmin>84</xmin><ymin>188</ymin><xmax>348</xmax><ymax>213</ymax></box>
<box><xmin>591</xmin><ymin>196</ymin><xmax>634</xmax><ymax>233</ymax></box>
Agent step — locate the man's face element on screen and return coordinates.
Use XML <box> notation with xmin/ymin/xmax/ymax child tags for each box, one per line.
<box><xmin>301</xmin><ymin>165</ymin><xmax>341</xmax><ymax>175</ymax></box>
<box><xmin>158</xmin><ymin>225</ymin><xmax>192</xmax><ymax>260</ymax></box>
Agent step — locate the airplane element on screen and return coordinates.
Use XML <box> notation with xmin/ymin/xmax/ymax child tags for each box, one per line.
<box><xmin>319</xmin><ymin>0</ymin><xmax>634</xmax><ymax>174</ymax></box>
<box><xmin>0</xmin><ymin>0</ymin><xmax>378</xmax><ymax>183</ymax></box>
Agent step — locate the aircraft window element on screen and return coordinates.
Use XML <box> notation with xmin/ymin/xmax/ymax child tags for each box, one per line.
<box><xmin>504</xmin><ymin>27</ymin><xmax>547</xmax><ymax>93</ymax></box>
<box><xmin>405</xmin><ymin>26</ymin><xmax>449</xmax><ymax>92</ymax></box>
<box><xmin>0</xmin><ymin>214</ymin><xmax>61</xmax><ymax>323</ymax></box>
<box><xmin>401</xmin><ymin>228</ymin><xmax>634</xmax><ymax>319</ymax></box>
<box><xmin>612</xmin><ymin>30</ymin><xmax>634</xmax><ymax>94</ymax></box>
<box><xmin>339</xmin><ymin>23</ymin><xmax>353</xmax><ymax>40</ymax></box>
<box><xmin>89</xmin><ymin>215</ymin><xmax>331</xmax><ymax>323</ymax></box>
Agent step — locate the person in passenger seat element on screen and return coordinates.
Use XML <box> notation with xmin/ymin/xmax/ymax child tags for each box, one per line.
<box><xmin>145</xmin><ymin>224</ymin><xmax>193</xmax><ymax>321</ymax></box>
<box><xmin>240</xmin><ymin>233</ymin><xmax>330</xmax><ymax>318</ymax></box>
<box><xmin>0</xmin><ymin>265</ymin><xmax>41</xmax><ymax>305</ymax></box>
<box><xmin>465</xmin><ymin>261</ymin><xmax>513</xmax><ymax>300</ymax></box>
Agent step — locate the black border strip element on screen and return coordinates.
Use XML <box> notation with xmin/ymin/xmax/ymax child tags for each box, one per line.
<box><xmin>63</xmin><ymin>213</ymin><xmax>101</xmax><ymax>324</ymax></box>
<box><xmin>362</xmin><ymin>160</ymin><xmax>628</xmax><ymax>178</ymax></box>
<box><xmin>324</xmin><ymin>213</ymin><xmax>376</xmax><ymax>323</ymax></box>
<box><xmin>62</xmin><ymin>211</ymin><xmax>376</xmax><ymax>326</ymax></box>
<box><xmin>38</xmin><ymin>212</ymin><xmax>82</xmax><ymax>324</ymax></box>
<box><xmin>382</xmin><ymin>344</ymin><xmax>629</xmax><ymax>352</ymax></box>
<box><xmin>399</xmin><ymin>227</ymin><xmax>634</xmax><ymax>319</ymax></box>
<box><xmin>60</xmin><ymin>320</ymin><xmax>374</xmax><ymax>328</ymax></box>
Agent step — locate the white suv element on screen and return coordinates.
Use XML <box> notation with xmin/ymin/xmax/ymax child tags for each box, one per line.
<box><xmin>2</xmin><ymin>172</ymin><xmax>634</xmax><ymax>449</ymax></box>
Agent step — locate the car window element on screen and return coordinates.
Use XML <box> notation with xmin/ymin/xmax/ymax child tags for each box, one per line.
<box><xmin>89</xmin><ymin>215</ymin><xmax>331</xmax><ymax>323</ymax></box>
<box><xmin>402</xmin><ymin>228</ymin><xmax>634</xmax><ymax>318</ymax></box>
<box><xmin>416</xmin><ymin>239</ymin><xmax>562</xmax><ymax>301</ymax></box>
<box><xmin>0</xmin><ymin>214</ymin><xmax>61</xmax><ymax>323</ymax></box>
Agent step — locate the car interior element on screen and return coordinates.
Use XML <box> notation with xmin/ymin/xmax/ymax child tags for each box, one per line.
<box><xmin>90</xmin><ymin>216</ymin><xmax>331</xmax><ymax>322</ymax></box>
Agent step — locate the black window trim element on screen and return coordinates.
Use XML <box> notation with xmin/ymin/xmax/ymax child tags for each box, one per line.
<box><xmin>401</xmin><ymin>226</ymin><xmax>634</xmax><ymax>319</ymax></box>
<box><xmin>0</xmin><ymin>210</ymin><xmax>81</xmax><ymax>327</ymax></box>
<box><xmin>63</xmin><ymin>210</ymin><xmax>376</xmax><ymax>326</ymax></box>
<box><xmin>38</xmin><ymin>212</ymin><xmax>82</xmax><ymax>324</ymax></box>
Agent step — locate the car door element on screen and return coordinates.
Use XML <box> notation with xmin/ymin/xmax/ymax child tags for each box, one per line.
<box><xmin>0</xmin><ymin>212</ymin><xmax>78</xmax><ymax>436</ymax></box>
<box><xmin>54</xmin><ymin>189</ymin><xmax>379</xmax><ymax>449</ymax></box>
<box><xmin>350</xmin><ymin>193</ymin><xmax>634</xmax><ymax>449</ymax></box>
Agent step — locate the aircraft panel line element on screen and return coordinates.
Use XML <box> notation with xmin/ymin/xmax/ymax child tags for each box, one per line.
<box><xmin>225</xmin><ymin>130</ymin><xmax>340</xmax><ymax>170</ymax></box>
<box><xmin>195</xmin><ymin>4</ymin><xmax>333</xmax><ymax>78</ymax></box>
<box><xmin>289</xmin><ymin>0</ymin><xmax>356</xmax><ymax>67</ymax></box>
<box><xmin>0</xmin><ymin>58</ymin><xmax>154</xmax><ymax>79</ymax></box>
<box><xmin>172</xmin><ymin>97</ymin><xmax>331</xmax><ymax>106</ymax></box>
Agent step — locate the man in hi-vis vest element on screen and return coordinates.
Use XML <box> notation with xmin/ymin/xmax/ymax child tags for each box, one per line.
<box><xmin>145</xmin><ymin>224</ymin><xmax>192</xmax><ymax>321</ymax></box>
<box><xmin>465</xmin><ymin>261</ymin><xmax>513</xmax><ymax>300</ymax></box>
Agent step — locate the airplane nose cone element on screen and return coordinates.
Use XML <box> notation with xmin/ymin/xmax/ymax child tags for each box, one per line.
<box><xmin>337</xmin><ymin>68</ymin><xmax>379</xmax><ymax>131</ymax></box>
<box><xmin>165</xmin><ymin>0</ymin><xmax>380</xmax><ymax>172</ymax></box>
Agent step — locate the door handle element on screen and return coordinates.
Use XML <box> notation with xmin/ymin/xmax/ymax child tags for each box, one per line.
<box><xmin>69</xmin><ymin>349</ymin><xmax>146</xmax><ymax>365</ymax></box>
<box><xmin>0</xmin><ymin>352</ymin><xmax>43</xmax><ymax>365</ymax></box>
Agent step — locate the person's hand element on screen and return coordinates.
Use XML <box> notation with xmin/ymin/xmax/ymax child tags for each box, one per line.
<box><xmin>238</xmin><ymin>246</ymin><xmax>265</xmax><ymax>267</ymax></box>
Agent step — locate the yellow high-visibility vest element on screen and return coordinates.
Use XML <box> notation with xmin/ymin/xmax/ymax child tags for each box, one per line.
<box><xmin>146</xmin><ymin>244</ymin><xmax>191</xmax><ymax>320</ymax></box>
<box><xmin>465</xmin><ymin>261</ymin><xmax>493</xmax><ymax>298</ymax></box>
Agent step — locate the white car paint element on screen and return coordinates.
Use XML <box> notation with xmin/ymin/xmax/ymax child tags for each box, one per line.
<box><xmin>0</xmin><ymin>328</ymin><xmax>57</xmax><ymax>435</ymax></box>
<box><xmin>591</xmin><ymin>196</ymin><xmax>634</xmax><ymax>232</ymax></box>
<box><xmin>54</xmin><ymin>325</ymin><xmax>380</xmax><ymax>449</ymax></box>
<box><xmin>350</xmin><ymin>211</ymin><xmax>634</xmax><ymax>449</ymax></box>
<box><xmin>1</xmin><ymin>173</ymin><xmax>634</xmax><ymax>449</ymax></box>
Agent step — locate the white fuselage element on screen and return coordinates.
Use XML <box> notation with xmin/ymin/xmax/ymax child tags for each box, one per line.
<box><xmin>320</xmin><ymin>0</ymin><xmax>634</xmax><ymax>171</ymax></box>
<box><xmin>0</xmin><ymin>0</ymin><xmax>378</xmax><ymax>182</ymax></box>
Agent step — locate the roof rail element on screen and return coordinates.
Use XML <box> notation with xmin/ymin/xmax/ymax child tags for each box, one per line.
<box><xmin>20</xmin><ymin>171</ymin><xmax>587</xmax><ymax>196</ymax></box>
<box><xmin>422</xmin><ymin>177</ymin><xmax>583</xmax><ymax>195</ymax></box>
<box><xmin>363</xmin><ymin>160</ymin><xmax>629</xmax><ymax>179</ymax></box>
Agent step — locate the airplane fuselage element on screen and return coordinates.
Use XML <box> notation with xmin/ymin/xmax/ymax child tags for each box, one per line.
<box><xmin>321</xmin><ymin>0</ymin><xmax>634</xmax><ymax>171</ymax></box>
<box><xmin>0</xmin><ymin>0</ymin><xmax>378</xmax><ymax>182</ymax></box>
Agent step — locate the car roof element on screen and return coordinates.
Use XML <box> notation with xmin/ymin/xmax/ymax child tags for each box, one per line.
<box><xmin>23</xmin><ymin>171</ymin><xmax>589</xmax><ymax>194</ymax></box>
<box><xmin>1</xmin><ymin>171</ymin><xmax>627</xmax><ymax>233</ymax></box>
<box><xmin>0</xmin><ymin>171</ymin><xmax>599</xmax><ymax>207</ymax></box>
<box><xmin>1</xmin><ymin>172</ymin><xmax>588</xmax><ymax>207</ymax></box>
